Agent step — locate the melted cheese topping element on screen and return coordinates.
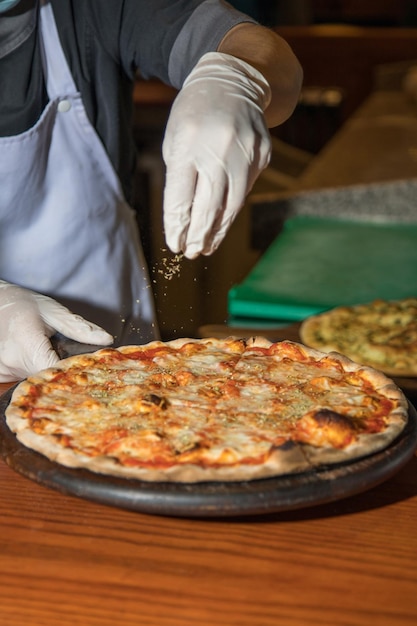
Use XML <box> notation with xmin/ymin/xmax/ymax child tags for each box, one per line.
<box><xmin>10</xmin><ymin>339</ymin><xmax>401</xmax><ymax>470</ymax></box>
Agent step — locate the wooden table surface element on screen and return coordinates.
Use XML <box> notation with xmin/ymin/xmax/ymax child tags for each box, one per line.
<box><xmin>1</xmin><ymin>371</ymin><xmax>417</xmax><ymax>626</ymax></box>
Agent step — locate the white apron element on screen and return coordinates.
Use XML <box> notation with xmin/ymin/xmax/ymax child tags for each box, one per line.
<box><xmin>0</xmin><ymin>0</ymin><xmax>158</xmax><ymax>345</ymax></box>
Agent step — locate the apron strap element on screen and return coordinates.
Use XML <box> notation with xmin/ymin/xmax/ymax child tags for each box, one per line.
<box><xmin>39</xmin><ymin>1</ymin><xmax>78</xmax><ymax>99</ymax></box>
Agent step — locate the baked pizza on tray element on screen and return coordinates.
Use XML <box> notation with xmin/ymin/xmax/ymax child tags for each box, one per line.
<box><xmin>5</xmin><ymin>337</ymin><xmax>408</xmax><ymax>483</ymax></box>
<box><xmin>300</xmin><ymin>298</ymin><xmax>417</xmax><ymax>377</ymax></box>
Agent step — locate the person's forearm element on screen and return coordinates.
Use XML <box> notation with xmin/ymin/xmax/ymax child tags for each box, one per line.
<box><xmin>217</xmin><ymin>23</ymin><xmax>303</xmax><ymax>128</ymax></box>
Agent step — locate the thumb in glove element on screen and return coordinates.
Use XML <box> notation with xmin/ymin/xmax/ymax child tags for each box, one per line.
<box><xmin>0</xmin><ymin>281</ymin><xmax>113</xmax><ymax>381</ymax></box>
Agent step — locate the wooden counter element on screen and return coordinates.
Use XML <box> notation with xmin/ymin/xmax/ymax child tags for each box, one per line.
<box><xmin>295</xmin><ymin>90</ymin><xmax>417</xmax><ymax>190</ymax></box>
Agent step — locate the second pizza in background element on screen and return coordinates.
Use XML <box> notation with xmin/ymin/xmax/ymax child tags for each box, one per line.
<box><xmin>300</xmin><ymin>298</ymin><xmax>417</xmax><ymax>377</ymax></box>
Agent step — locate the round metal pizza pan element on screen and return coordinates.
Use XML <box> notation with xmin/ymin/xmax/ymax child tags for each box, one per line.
<box><xmin>0</xmin><ymin>387</ymin><xmax>416</xmax><ymax>518</ymax></box>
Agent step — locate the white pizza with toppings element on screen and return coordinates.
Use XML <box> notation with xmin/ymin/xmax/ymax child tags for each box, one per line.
<box><xmin>5</xmin><ymin>337</ymin><xmax>408</xmax><ymax>482</ymax></box>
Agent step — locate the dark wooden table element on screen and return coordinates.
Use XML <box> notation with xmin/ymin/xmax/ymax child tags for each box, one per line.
<box><xmin>1</xmin><ymin>325</ymin><xmax>417</xmax><ymax>626</ymax></box>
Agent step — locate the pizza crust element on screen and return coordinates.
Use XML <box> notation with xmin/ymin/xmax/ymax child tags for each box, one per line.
<box><xmin>5</xmin><ymin>337</ymin><xmax>409</xmax><ymax>483</ymax></box>
<box><xmin>10</xmin><ymin>426</ymin><xmax>312</xmax><ymax>482</ymax></box>
<box><xmin>301</xmin><ymin>423</ymin><xmax>405</xmax><ymax>467</ymax></box>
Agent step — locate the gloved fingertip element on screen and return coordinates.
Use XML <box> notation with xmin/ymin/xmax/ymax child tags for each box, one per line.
<box><xmin>201</xmin><ymin>245</ymin><xmax>217</xmax><ymax>257</ymax></box>
<box><xmin>165</xmin><ymin>242</ymin><xmax>181</xmax><ymax>256</ymax></box>
<box><xmin>53</xmin><ymin>313</ymin><xmax>114</xmax><ymax>346</ymax></box>
<box><xmin>74</xmin><ymin>321</ymin><xmax>114</xmax><ymax>345</ymax></box>
<box><xmin>204</xmin><ymin>236</ymin><xmax>223</xmax><ymax>257</ymax></box>
<box><xmin>165</xmin><ymin>235</ymin><xmax>183</xmax><ymax>256</ymax></box>
<box><xmin>183</xmin><ymin>245</ymin><xmax>201</xmax><ymax>260</ymax></box>
<box><xmin>86</xmin><ymin>328</ymin><xmax>114</xmax><ymax>345</ymax></box>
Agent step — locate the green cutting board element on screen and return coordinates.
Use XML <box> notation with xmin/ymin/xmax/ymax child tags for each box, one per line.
<box><xmin>228</xmin><ymin>215</ymin><xmax>417</xmax><ymax>322</ymax></box>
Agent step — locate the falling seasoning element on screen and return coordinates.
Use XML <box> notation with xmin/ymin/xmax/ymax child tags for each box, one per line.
<box><xmin>156</xmin><ymin>251</ymin><xmax>184</xmax><ymax>281</ymax></box>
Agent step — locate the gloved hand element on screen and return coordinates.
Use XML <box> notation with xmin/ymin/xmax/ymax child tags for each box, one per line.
<box><xmin>0</xmin><ymin>280</ymin><xmax>113</xmax><ymax>382</ymax></box>
<box><xmin>162</xmin><ymin>52</ymin><xmax>272</xmax><ymax>259</ymax></box>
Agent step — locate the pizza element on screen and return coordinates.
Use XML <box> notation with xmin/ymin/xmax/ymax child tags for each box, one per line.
<box><xmin>5</xmin><ymin>337</ymin><xmax>408</xmax><ymax>483</ymax></box>
<box><xmin>300</xmin><ymin>298</ymin><xmax>417</xmax><ymax>377</ymax></box>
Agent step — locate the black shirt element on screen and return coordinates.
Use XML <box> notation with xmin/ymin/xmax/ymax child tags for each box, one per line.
<box><xmin>0</xmin><ymin>0</ymin><xmax>254</xmax><ymax>201</ymax></box>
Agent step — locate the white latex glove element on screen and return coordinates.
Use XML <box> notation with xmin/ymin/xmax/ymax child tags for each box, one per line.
<box><xmin>0</xmin><ymin>280</ymin><xmax>113</xmax><ymax>382</ymax></box>
<box><xmin>162</xmin><ymin>52</ymin><xmax>272</xmax><ymax>259</ymax></box>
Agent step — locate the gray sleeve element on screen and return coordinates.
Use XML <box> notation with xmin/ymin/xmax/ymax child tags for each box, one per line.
<box><xmin>168</xmin><ymin>0</ymin><xmax>257</xmax><ymax>89</ymax></box>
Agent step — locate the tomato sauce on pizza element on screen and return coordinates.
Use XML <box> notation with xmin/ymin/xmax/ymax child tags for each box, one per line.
<box><xmin>5</xmin><ymin>337</ymin><xmax>408</xmax><ymax>482</ymax></box>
